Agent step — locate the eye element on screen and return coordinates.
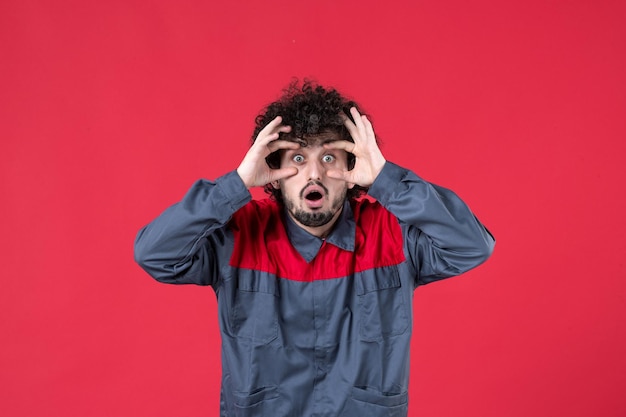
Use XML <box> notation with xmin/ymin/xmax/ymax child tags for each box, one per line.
<box><xmin>292</xmin><ymin>154</ymin><xmax>305</xmax><ymax>163</ymax></box>
<box><xmin>322</xmin><ymin>154</ymin><xmax>335</xmax><ymax>163</ymax></box>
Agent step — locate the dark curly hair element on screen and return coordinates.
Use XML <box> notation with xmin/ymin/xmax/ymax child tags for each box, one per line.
<box><xmin>252</xmin><ymin>79</ymin><xmax>372</xmax><ymax>202</ymax></box>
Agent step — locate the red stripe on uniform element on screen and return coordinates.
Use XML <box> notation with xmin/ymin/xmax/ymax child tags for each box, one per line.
<box><xmin>229</xmin><ymin>199</ymin><xmax>405</xmax><ymax>281</ymax></box>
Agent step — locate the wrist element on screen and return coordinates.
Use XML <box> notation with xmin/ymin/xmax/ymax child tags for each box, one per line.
<box><xmin>373</xmin><ymin>157</ymin><xmax>386</xmax><ymax>178</ymax></box>
<box><xmin>236</xmin><ymin>167</ymin><xmax>253</xmax><ymax>189</ymax></box>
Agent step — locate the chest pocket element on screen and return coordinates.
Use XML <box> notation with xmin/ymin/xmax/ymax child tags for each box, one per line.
<box><xmin>356</xmin><ymin>266</ymin><xmax>410</xmax><ymax>342</ymax></box>
<box><xmin>231</xmin><ymin>273</ymin><xmax>279</xmax><ymax>344</ymax></box>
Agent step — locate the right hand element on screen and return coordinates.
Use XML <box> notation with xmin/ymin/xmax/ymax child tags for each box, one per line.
<box><xmin>236</xmin><ymin>116</ymin><xmax>300</xmax><ymax>189</ymax></box>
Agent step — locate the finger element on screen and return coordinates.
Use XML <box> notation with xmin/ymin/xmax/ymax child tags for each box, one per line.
<box><xmin>350</xmin><ymin>107</ymin><xmax>367</xmax><ymax>140</ymax></box>
<box><xmin>274</xmin><ymin>124</ymin><xmax>292</xmax><ymax>135</ymax></box>
<box><xmin>325</xmin><ymin>168</ymin><xmax>350</xmax><ymax>182</ymax></box>
<box><xmin>267</xmin><ymin>139</ymin><xmax>300</xmax><ymax>153</ymax></box>
<box><xmin>257</xmin><ymin>117</ymin><xmax>289</xmax><ymax>144</ymax></box>
<box><xmin>265</xmin><ymin>120</ymin><xmax>292</xmax><ymax>138</ymax></box>
<box><xmin>252</xmin><ymin>132</ymin><xmax>280</xmax><ymax>152</ymax></box>
<box><xmin>360</xmin><ymin>115</ymin><xmax>376</xmax><ymax>140</ymax></box>
<box><xmin>323</xmin><ymin>140</ymin><xmax>355</xmax><ymax>153</ymax></box>
<box><xmin>350</xmin><ymin>107</ymin><xmax>363</xmax><ymax>129</ymax></box>
<box><xmin>342</xmin><ymin>112</ymin><xmax>360</xmax><ymax>140</ymax></box>
<box><xmin>269</xmin><ymin>166</ymin><xmax>298</xmax><ymax>181</ymax></box>
<box><xmin>261</xmin><ymin>116</ymin><xmax>283</xmax><ymax>134</ymax></box>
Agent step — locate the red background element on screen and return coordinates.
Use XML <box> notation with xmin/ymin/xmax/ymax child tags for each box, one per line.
<box><xmin>2</xmin><ymin>0</ymin><xmax>625</xmax><ymax>416</ymax></box>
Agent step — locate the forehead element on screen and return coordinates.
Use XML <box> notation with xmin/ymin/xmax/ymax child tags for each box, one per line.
<box><xmin>286</xmin><ymin>131</ymin><xmax>343</xmax><ymax>147</ymax></box>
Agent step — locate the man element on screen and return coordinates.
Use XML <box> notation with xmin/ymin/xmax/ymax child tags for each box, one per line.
<box><xmin>134</xmin><ymin>80</ymin><xmax>495</xmax><ymax>417</ymax></box>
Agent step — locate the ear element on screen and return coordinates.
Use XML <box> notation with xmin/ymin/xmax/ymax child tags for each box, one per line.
<box><xmin>271</xmin><ymin>180</ymin><xmax>280</xmax><ymax>189</ymax></box>
<box><xmin>348</xmin><ymin>182</ymin><xmax>355</xmax><ymax>189</ymax></box>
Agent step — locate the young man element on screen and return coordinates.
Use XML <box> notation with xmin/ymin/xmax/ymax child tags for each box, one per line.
<box><xmin>134</xmin><ymin>81</ymin><xmax>495</xmax><ymax>417</ymax></box>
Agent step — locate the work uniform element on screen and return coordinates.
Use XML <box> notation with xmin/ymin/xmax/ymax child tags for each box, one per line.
<box><xmin>134</xmin><ymin>161</ymin><xmax>495</xmax><ymax>417</ymax></box>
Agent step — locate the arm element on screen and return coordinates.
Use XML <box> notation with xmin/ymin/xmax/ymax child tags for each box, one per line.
<box><xmin>326</xmin><ymin>107</ymin><xmax>494</xmax><ymax>285</ymax></box>
<box><xmin>368</xmin><ymin>161</ymin><xmax>495</xmax><ymax>285</ymax></box>
<box><xmin>134</xmin><ymin>116</ymin><xmax>299</xmax><ymax>285</ymax></box>
<box><xmin>134</xmin><ymin>172</ymin><xmax>251</xmax><ymax>285</ymax></box>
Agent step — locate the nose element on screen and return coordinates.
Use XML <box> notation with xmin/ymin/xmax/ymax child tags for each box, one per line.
<box><xmin>305</xmin><ymin>159</ymin><xmax>323</xmax><ymax>181</ymax></box>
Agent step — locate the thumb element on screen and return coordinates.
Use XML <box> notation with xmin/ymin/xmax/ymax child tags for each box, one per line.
<box><xmin>326</xmin><ymin>169</ymin><xmax>349</xmax><ymax>182</ymax></box>
<box><xmin>269</xmin><ymin>167</ymin><xmax>298</xmax><ymax>182</ymax></box>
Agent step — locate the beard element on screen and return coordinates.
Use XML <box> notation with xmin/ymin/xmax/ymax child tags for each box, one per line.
<box><xmin>283</xmin><ymin>188</ymin><xmax>347</xmax><ymax>228</ymax></box>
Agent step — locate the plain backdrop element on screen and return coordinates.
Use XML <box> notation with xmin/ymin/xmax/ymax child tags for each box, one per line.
<box><xmin>1</xmin><ymin>0</ymin><xmax>625</xmax><ymax>416</ymax></box>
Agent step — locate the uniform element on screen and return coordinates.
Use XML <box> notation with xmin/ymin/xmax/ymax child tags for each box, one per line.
<box><xmin>134</xmin><ymin>161</ymin><xmax>495</xmax><ymax>417</ymax></box>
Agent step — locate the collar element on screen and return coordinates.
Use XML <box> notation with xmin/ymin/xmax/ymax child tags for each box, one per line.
<box><xmin>283</xmin><ymin>200</ymin><xmax>356</xmax><ymax>263</ymax></box>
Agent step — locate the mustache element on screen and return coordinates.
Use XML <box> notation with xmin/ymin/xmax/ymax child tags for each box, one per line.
<box><xmin>299</xmin><ymin>181</ymin><xmax>329</xmax><ymax>199</ymax></box>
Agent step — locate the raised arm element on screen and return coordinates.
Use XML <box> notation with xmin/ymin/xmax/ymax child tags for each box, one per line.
<box><xmin>134</xmin><ymin>117</ymin><xmax>300</xmax><ymax>285</ymax></box>
<box><xmin>325</xmin><ymin>107</ymin><xmax>495</xmax><ymax>285</ymax></box>
<box><xmin>369</xmin><ymin>162</ymin><xmax>494</xmax><ymax>284</ymax></box>
<box><xmin>133</xmin><ymin>172</ymin><xmax>250</xmax><ymax>285</ymax></box>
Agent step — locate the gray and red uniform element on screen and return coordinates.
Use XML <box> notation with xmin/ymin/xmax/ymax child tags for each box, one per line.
<box><xmin>134</xmin><ymin>161</ymin><xmax>495</xmax><ymax>417</ymax></box>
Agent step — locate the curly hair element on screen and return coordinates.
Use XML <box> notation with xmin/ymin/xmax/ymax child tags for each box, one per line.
<box><xmin>252</xmin><ymin>79</ymin><xmax>371</xmax><ymax>202</ymax></box>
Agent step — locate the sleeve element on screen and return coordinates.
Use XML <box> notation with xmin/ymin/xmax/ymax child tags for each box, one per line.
<box><xmin>368</xmin><ymin>161</ymin><xmax>495</xmax><ymax>286</ymax></box>
<box><xmin>133</xmin><ymin>170</ymin><xmax>251</xmax><ymax>286</ymax></box>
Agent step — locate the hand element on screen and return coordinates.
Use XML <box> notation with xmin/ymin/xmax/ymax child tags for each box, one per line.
<box><xmin>324</xmin><ymin>107</ymin><xmax>386</xmax><ymax>188</ymax></box>
<box><xmin>237</xmin><ymin>116</ymin><xmax>300</xmax><ymax>189</ymax></box>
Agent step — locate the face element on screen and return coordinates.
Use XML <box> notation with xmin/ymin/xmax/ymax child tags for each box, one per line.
<box><xmin>274</xmin><ymin>133</ymin><xmax>352</xmax><ymax>237</ymax></box>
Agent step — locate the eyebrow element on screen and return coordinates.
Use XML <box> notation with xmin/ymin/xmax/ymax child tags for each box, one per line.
<box><xmin>289</xmin><ymin>136</ymin><xmax>342</xmax><ymax>147</ymax></box>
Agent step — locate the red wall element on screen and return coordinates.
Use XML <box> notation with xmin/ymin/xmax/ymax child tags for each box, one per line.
<box><xmin>2</xmin><ymin>0</ymin><xmax>625</xmax><ymax>416</ymax></box>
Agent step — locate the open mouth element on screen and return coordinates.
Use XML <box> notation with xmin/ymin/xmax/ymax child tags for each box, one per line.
<box><xmin>305</xmin><ymin>191</ymin><xmax>323</xmax><ymax>201</ymax></box>
<box><xmin>301</xmin><ymin>184</ymin><xmax>327</xmax><ymax>209</ymax></box>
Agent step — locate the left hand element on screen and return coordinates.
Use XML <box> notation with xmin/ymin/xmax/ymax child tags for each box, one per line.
<box><xmin>324</xmin><ymin>107</ymin><xmax>386</xmax><ymax>187</ymax></box>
